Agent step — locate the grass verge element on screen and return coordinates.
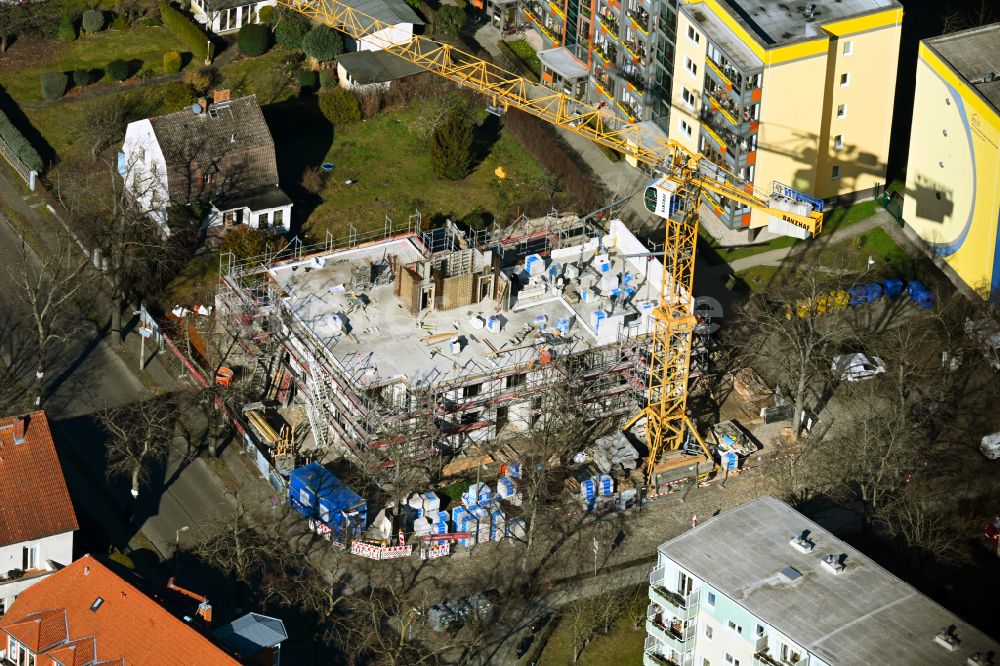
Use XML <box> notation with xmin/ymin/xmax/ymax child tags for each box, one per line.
<box><xmin>537</xmin><ymin>612</ymin><xmax>645</xmax><ymax>665</ymax></box>
<box><xmin>498</xmin><ymin>39</ymin><xmax>541</xmax><ymax>82</ymax></box>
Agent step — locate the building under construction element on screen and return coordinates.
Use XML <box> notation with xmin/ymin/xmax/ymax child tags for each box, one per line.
<box><xmin>217</xmin><ymin>213</ymin><xmax>679</xmax><ymax>475</ymax></box>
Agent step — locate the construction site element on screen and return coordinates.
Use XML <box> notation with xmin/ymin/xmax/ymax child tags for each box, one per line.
<box><xmin>214</xmin><ymin>211</ymin><xmax>704</xmax><ymax>486</ymax></box>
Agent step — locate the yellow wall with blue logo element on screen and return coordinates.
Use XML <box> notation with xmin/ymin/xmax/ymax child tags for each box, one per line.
<box><xmin>903</xmin><ymin>43</ymin><xmax>1000</xmax><ymax>300</ymax></box>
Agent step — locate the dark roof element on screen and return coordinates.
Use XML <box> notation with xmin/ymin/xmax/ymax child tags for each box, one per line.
<box><xmin>342</xmin><ymin>0</ymin><xmax>424</xmax><ymax>26</ymax></box>
<box><xmin>213</xmin><ymin>613</ymin><xmax>288</xmax><ymax>656</ymax></box>
<box><xmin>149</xmin><ymin>95</ymin><xmax>279</xmax><ymax>205</ymax></box>
<box><xmin>925</xmin><ymin>24</ymin><xmax>1000</xmax><ymax>113</ymax></box>
<box><xmin>215</xmin><ymin>184</ymin><xmax>293</xmax><ymax>213</ymax></box>
<box><xmin>0</xmin><ymin>411</ymin><xmax>78</xmax><ymax>548</ymax></box>
<box><xmin>337</xmin><ymin>49</ymin><xmax>424</xmax><ymax>85</ymax></box>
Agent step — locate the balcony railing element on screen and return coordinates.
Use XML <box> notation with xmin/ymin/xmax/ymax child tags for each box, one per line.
<box><xmin>754</xmin><ymin>649</ymin><xmax>781</xmax><ymax>666</ymax></box>
<box><xmin>593</xmin><ymin>42</ymin><xmax>618</xmax><ymax>64</ymax></box>
<box><xmin>646</xmin><ymin>652</ymin><xmax>680</xmax><ymax>666</ymax></box>
<box><xmin>621</xmin><ymin>39</ymin><xmax>647</xmax><ymax>64</ymax></box>
<box><xmin>622</xmin><ymin>69</ymin><xmax>645</xmax><ymax>94</ymax></box>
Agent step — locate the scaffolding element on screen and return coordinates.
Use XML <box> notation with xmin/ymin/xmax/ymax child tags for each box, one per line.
<box><xmin>215</xmin><ymin>213</ymin><xmax>659</xmax><ymax>476</ymax></box>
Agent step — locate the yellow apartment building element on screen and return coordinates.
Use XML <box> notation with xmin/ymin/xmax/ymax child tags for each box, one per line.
<box><xmin>668</xmin><ymin>0</ymin><xmax>902</xmax><ymax>236</ymax></box>
<box><xmin>902</xmin><ymin>25</ymin><xmax>1000</xmax><ymax>301</ymax></box>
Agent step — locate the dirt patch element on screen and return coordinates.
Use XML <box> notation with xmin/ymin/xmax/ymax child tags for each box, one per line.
<box><xmin>0</xmin><ymin>38</ymin><xmax>64</xmax><ymax>75</ymax></box>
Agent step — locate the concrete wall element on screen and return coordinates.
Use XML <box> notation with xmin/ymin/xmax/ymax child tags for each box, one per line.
<box><xmin>903</xmin><ymin>43</ymin><xmax>1000</xmax><ymax>300</ymax></box>
<box><xmin>0</xmin><ymin>531</ymin><xmax>74</xmax><ymax>611</ymax></box>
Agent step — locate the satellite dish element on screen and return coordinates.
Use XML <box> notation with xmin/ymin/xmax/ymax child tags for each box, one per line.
<box><xmin>191</xmin><ymin>103</ymin><xmax>203</xmax><ymax>115</ymax></box>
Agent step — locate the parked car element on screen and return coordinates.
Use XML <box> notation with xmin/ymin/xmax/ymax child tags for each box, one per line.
<box><xmin>516</xmin><ymin>634</ymin><xmax>534</xmax><ymax>658</ymax></box>
<box><xmin>984</xmin><ymin>516</ymin><xmax>999</xmax><ymax>551</ymax></box>
<box><xmin>831</xmin><ymin>353</ymin><xmax>886</xmax><ymax>381</ymax></box>
<box><xmin>530</xmin><ymin>612</ymin><xmax>552</xmax><ymax>634</ymax></box>
<box><xmin>981</xmin><ymin>432</ymin><xmax>1000</xmax><ymax>460</ymax></box>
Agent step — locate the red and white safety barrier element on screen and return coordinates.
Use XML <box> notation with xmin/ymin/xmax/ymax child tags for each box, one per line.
<box><xmin>350</xmin><ymin>541</ymin><xmax>414</xmax><ymax>560</ymax></box>
<box><xmin>381</xmin><ymin>545</ymin><xmax>413</xmax><ymax>560</ymax></box>
<box><xmin>420</xmin><ymin>543</ymin><xmax>451</xmax><ymax>559</ymax></box>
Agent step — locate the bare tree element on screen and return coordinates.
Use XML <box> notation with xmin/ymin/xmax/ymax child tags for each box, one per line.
<box><xmin>0</xmin><ymin>2</ymin><xmax>52</xmax><ymax>52</ymax></box>
<box><xmin>877</xmin><ymin>484</ymin><xmax>972</xmax><ymax>573</ymax></box>
<box><xmin>99</xmin><ymin>396</ymin><xmax>176</xmax><ymax>498</ymax></box>
<box><xmin>730</xmin><ymin>265</ymin><xmax>853</xmax><ymax>439</ymax></box>
<box><xmin>6</xmin><ymin>234</ymin><xmax>93</xmax><ymax>406</ymax></box>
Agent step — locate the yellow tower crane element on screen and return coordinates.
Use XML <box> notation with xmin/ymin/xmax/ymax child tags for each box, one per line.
<box><xmin>278</xmin><ymin>0</ymin><xmax>825</xmax><ymax>490</ymax></box>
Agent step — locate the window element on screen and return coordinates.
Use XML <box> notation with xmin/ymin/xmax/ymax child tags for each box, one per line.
<box><xmin>725</xmin><ymin>655</ymin><xmax>733</xmax><ymax>665</ymax></box>
<box><xmin>703</xmin><ymin>660</ymin><xmax>711</xmax><ymax>666</ymax></box>
<box><xmin>832</xmin><ymin>165</ymin><xmax>841</xmax><ymax>179</ymax></box>
<box><xmin>685</xmin><ymin>56</ymin><xmax>698</xmax><ymax>77</ymax></box>
<box><xmin>781</xmin><ymin>645</ymin><xmax>802</xmax><ymax>663</ymax></box>
<box><xmin>728</xmin><ymin>620</ymin><xmax>743</xmax><ymax>635</ymax></box>
<box><xmin>257</xmin><ymin>211</ymin><xmax>270</xmax><ymax>227</ymax></box>
<box><xmin>687</xmin><ymin>25</ymin><xmax>700</xmax><ymax>43</ymax></box>
<box><xmin>681</xmin><ymin>87</ymin><xmax>695</xmax><ymax>107</ymax></box>
<box><xmin>834</xmin><ymin>134</ymin><xmax>844</xmax><ymax>150</ymax></box>
<box><xmin>22</xmin><ymin>544</ymin><xmax>38</xmax><ymax>570</ymax></box>
<box><xmin>842</xmin><ymin>40</ymin><xmax>853</xmax><ymax>55</ymax></box>
<box><xmin>840</xmin><ymin>72</ymin><xmax>850</xmax><ymax>87</ymax></box>
<box><xmin>756</xmin><ymin>624</ymin><xmax>765</xmax><ymax>637</ymax></box>
<box><xmin>679</xmin><ymin>118</ymin><xmax>692</xmax><ymax>138</ymax></box>
<box><xmin>274</xmin><ymin>209</ymin><xmax>285</xmax><ymax>226</ymax></box>
<box><xmin>704</xmin><ymin>624</ymin><xmax>714</xmax><ymax>639</ymax></box>
<box><xmin>707</xmin><ymin>591</ymin><xmax>716</xmax><ymax>606</ymax></box>
<box><xmin>90</xmin><ymin>597</ymin><xmax>105</xmax><ymax>612</ymax></box>
<box><xmin>837</xmin><ymin>104</ymin><xmax>846</xmax><ymax>119</ymax></box>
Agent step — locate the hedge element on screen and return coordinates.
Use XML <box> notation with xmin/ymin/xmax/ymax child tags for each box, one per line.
<box><xmin>238</xmin><ymin>23</ymin><xmax>269</xmax><ymax>57</ymax></box>
<box><xmin>82</xmin><ymin>9</ymin><xmax>104</xmax><ymax>33</ymax></box>
<box><xmin>160</xmin><ymin>2</ymin><xmax>214</xmax><ymax>61</ymax></box>
<box><xmin>107</xmin><ymin>59</ymin><xmax>129</xmax><ymax>81</ymax></box>
<box><xmin>0</xmin><ymin>106</ymin><xmax>44</xmax><ymax>172</ymax></box>
<box><xmin>40</xmin><ymin>72</ymin><xmax>68</xmax><ymax>101</ymax></box>
<box><xmin>163</xmin><ymin>50</ymin><xmax>182</xmax><ymax>74</ymax></box>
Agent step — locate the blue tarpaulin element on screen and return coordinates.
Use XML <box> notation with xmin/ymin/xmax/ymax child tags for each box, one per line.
<box><xmin>288</xmin><ymin>463</ymin><xmax>367</xmax><ymax>536</ymax></box>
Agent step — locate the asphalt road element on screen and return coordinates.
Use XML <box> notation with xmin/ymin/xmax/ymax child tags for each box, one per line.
<box><xmin>0</xmin><ymin>170</ymin><xmax>236</xmax><ymax>563</ymax></box>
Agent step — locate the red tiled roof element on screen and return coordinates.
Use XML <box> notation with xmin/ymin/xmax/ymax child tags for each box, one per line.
<box><xmin>0</xmin><ymin>411</ymin><xmax>78</xmax><ymax>546</ymax></box>
<box><xmin>3</xmin><ymin>608</ymin><xmax>67</xmax><ymax>653</ymax></box>
<box><xmin>0</xmin><ymin>556</ymin><xmax>240</xmax><ymax>666</ymax></box>
<box><xmin>46</xmin><ymin>636</ymin><xmax>96</xmax><ymax>666</ymax></box>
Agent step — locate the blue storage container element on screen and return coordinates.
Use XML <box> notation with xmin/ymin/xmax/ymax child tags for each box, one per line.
<box><xmin>865</xmin><ymin>282</ymin><xmax>884</xmax><ymax>302</ymax></box>
<box><xmin>288</xmin><ymin>464</ymin><xmax>367</xmax><ymax>537</ymax></box>
<box><xmin>848</xmin><ymin>285</ymin><xmax>868</xmax><ymax>306</ymax></box>
<box><xmin>580</xmin><ymin>479</ymin><xmax>595</xmax><ymax>499</ymax></box>
<box><xmin>598</xmin><ymin>473</ymin><xmax>614</xmax><ymax>496</ymax></box>
<box><xmin>883</xmin><ymin>277</ymin><xmax>905</xmax><ymax>298</ymax></box>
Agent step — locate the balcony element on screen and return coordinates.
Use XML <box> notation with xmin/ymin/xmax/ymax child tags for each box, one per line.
<box><xmin>622</xmin><ymin>68</ymin><xmax>645</xmax><ymax>95</ymax></box>
<box><xmin>593</xmin><ymin>41</ymin><xmax>618</xmax><ymax>65</ymax></box>
<box><xmin>548</xmin><ymin>0</ymin><xmax>565</xmax><ymax>19</ymax></box>
<box><xmin>645</xmin><ymin>652</ymin><xmax>681</xmax><ymax>666</ymax></box>
<box><xmin>627</xmin><ymin>8</ymin><xmax>649</xmax><ymax>34</ymax></box>
<box><xmin>621</xmin><ymin>39</ymin><xmax>647</xmax><ymax>65</ymax></box>
<box><xmin>754</xmin><ymin>649</ymin><xmax>781</xmax><ymax>666</ymax></box>
<box><xmin>598</xmin><ymin>12</ymin><xmax>620</xmax><ymax>35</ymax></box>
<box><xmin>616</xmin><ymin>99</ymin><xmax>639</xmax><ymax>121</ymax></box>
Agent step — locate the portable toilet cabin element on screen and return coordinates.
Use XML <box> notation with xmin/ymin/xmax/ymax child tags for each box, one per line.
<box><xmin>289</xmin><ymin>463</ymin><xmax>367</xmax><ymax>538</ymax></box>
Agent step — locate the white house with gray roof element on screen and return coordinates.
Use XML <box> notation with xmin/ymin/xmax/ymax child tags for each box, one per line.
<box><xmin>341</xmin><ymin>0</ymin><xmax>424</xmax><ymax>52</ymax></box>
<box><xmin>120</xmin><ymin>93</ymin><xmax>291</xmax><ymax>235</ymax></box>
<box><xmin>190</xmin><ymin>0</ymin><xmax>276</xmax><ymax>34</ymax></box>
<box><xmin>645</xmin><ymin>496</ymin><xmax>999</xmax><ymax>666</ymax></box>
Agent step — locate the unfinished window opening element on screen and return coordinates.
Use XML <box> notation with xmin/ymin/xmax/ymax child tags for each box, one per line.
<box><xmin>478</xmin><ymin>275</ymin><xmax>494</xmax><ymax>302</ymax></box>
<box><xmin>463</xmin><ymin>383</ymin><xmax>482</xmax><ymax>398</ymax></box>
<box><xmin>420</xmin><ymin>286</ymin><xmax>435</xmax><ymax>311</ymax></box>
<box><xmin>504</xmin><ymin>373</ymin><xmax>525</xmax><ymax>389</ymax></box>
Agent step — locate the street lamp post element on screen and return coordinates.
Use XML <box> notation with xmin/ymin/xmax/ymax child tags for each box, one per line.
<box><xmin>175</xmin><ymin>525</ymin><xmax>190</xmax><ymax>571</ymax></box>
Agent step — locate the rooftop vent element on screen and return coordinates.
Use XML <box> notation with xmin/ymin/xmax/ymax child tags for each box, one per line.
<box><xmin>967</xmin><ymin>652</ymin><xmax>992</xmax><ymax>666</ymax></box>
<box><xmin>780</xmin><ymin>566</ymin><xmax>802</xmax><ymax>582</ymax></box>
<box><xmin>935</xmin><ymin>626</ymin><xmax>960</xmax><ymax>651</ymax></box>
<box><xmin>821</xmin><ymin>553</ymin><xmax>847</xmax><ymax>575</ymax></box>
<box><xmin>803</xmin><ymin>3</ymin><xmax>816</xmax><ymax>18</ymax></box>
<box><xmin>984</xmin><ymin>71</ymin><xmax>997</xmax><ymax>83</ymax></box>
<box><xmin>790</xmin><ymin>530</ymin><xmax>815</xmax><ymax>553</ymax></box>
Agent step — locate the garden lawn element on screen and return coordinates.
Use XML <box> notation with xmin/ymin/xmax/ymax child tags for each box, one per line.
<box><xmin>536</xmin><ymin>614</ymin><xmax>645</xmax><ymax>665</ymax></box>
<box><xmin>218</xmin><ymin>49</ymin><xmax>299</xmax><ymax>106</ymax></box>
<box><xmin>305</xmin><ymin>102</ymin><xmax>562</xmax><ymax>239</ymax></box>
<box><xmin>0</xmin><ymin>27</ymin><xmax>190</xmax><ymax>104</ymax></box>
<box><xmin>504</xmin><ymin>39</ymin><xmax>541</xmax><ymax>78</ymax></box>
<box><xmin>734</xmin><ymin>264</ymin><xmax>780</xmax><ymax>293</ymax></box>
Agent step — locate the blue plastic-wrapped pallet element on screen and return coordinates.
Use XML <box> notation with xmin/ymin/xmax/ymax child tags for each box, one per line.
<box><xmin>865</xmin><ymin>282</ymin><xmax>884</xmax><ymax>302</ymax></box>
<box><xmin>507</xmin><ymin>461</ymin><xmax>521</xmax><ymax>478</ymax></box>
<box><xmin>882</xmin><ymin>277</ymin><xmax>905</xmax><ymax>298</ymax></box>
<box><xmin>907</xmin><ymin>280</ymin><xmax>934</xmax><ymax>309</ymax></box>
<box><xmin>848</xmin><ymin>285</ymin><xmax>868</xmax><ymax>306</ymax></box>
<box><xmin>555</xmin><ymin>317</ymin><xmax>572</xmax><ymax>335</ymax></box>
<box><xmin>598</xmin><ymin>473</ymin><xmax>614</xmax><ymax>496</ymax></box>
<box><xmin>580</xmin><ymin>479</ymin><xmax>595</xmax><ymax>500</ymax></box>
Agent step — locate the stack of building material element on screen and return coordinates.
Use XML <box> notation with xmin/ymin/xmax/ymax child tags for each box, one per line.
<box><xmin>496</xmin><ymin>476</ymin><xmax>516</xmax><ymax>499</ymax></box>
<box><xmin>592</xmin><ymin>432</ymin><xmax>639</xmax><ymax>472</ymax></box>
<box><xmin>506</xmin><ymin>517</ymin><xmax>526</xmax><ymax>540</ymax></box>
<box><xmin>733</xmin><ymin>368</ymin><xmax>774</xmax><ymax>406</ymax></box>
<box><xmin>491</xmin><ymin>509</ymin><xmax>505</xmax><ymax>541</ymax></box>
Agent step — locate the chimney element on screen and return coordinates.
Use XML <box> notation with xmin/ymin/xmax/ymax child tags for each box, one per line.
<box><xmin>213</xmin><ymin>88</ymin><xmax>231</xmax><ymax>103</ymax></box>
<box><xmin>13</xmin><ymin>416</ymin><xmax>26</xmax><ymax>445</ymax></box>
<box><xmin>198</xmin><ymin>97</ymin><xmax>208</xmax><ymax>113</ymax></box>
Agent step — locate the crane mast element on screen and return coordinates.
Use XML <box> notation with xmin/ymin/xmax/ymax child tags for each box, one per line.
<box><xmin>281</xmin><ymin>0</ymin><xmax>824</xmax><ymax>488</ymax></box>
